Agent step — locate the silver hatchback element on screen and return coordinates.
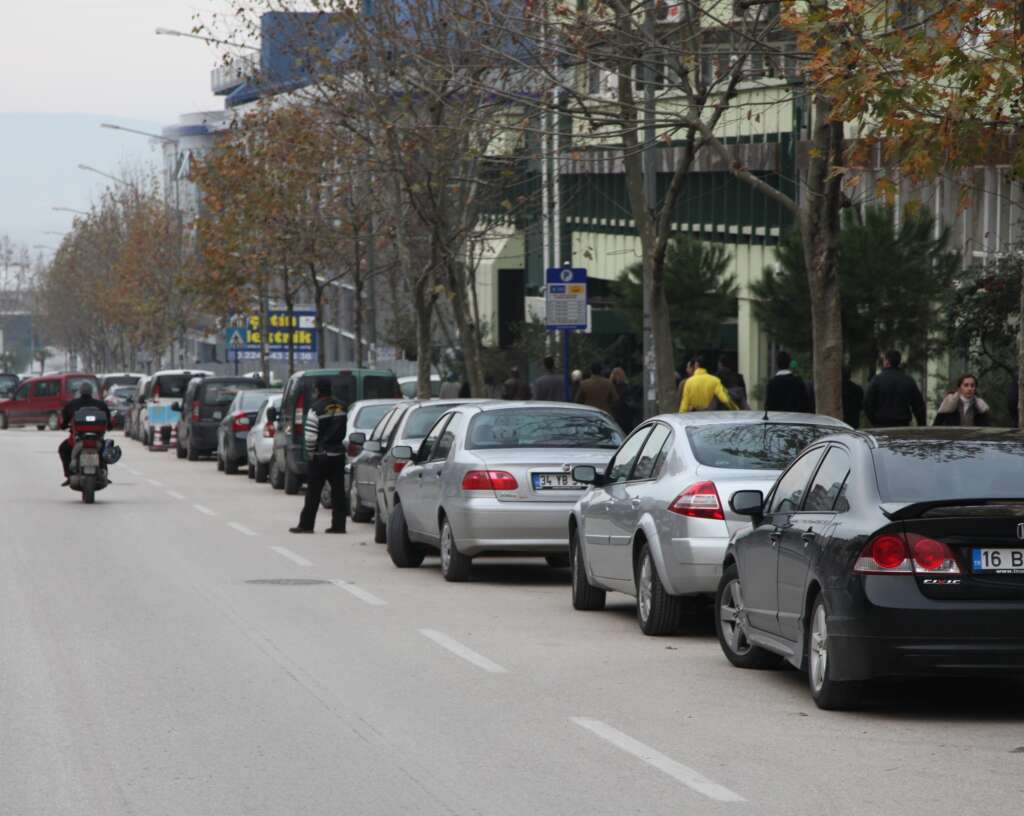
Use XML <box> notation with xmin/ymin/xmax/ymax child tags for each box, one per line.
<box><xmin>568</xmin><ymin>412</ymin><xmax>848</xmax><ymax>635</ymax></box>
<box><xmin>387</xmin><ymin>402</ymin><xmax>624</xmax><ymax>581</ymax></box>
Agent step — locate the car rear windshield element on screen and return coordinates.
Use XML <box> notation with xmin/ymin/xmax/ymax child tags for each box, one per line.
<box><xmin>203</xmin><ymin>381</ymin><xmax>259</xmax><ymax>406</ymax></box>
<box><xmin>154</xmin><ymin>375</ymin><xmax>191</xmax><ymax>399</ymax></box>
<box><xmin>238</xmin><ymin>390</ymin><xmax>273</xmax><ymax>410</ymax></box>
<box><xmin>0</xmin><ymin>375</ymin><xmax>17</xmax><ymax>398</ymax></box>
<box><xmin>353</xmin><ymin>403</ymin><xmax>393</xmax><ymax>429</ymax></box>
<box><xmin>873</xmin><ymin>441</ymin><xmax>1024</xmax><ymax>503</ymax></box>
<box><xmin>363</xmin><ymin>375</ymin><xmax>399</xmax><ymax>399</ymax></box>
<box><xmin>467</xmin><ymin>409</ymin><xmax>624</xmax><ymax>450</ymax></box>
<box><xmin>67</xmin><ymin>377</ymin><xmax>100</xmax><ymax>397</ymax></box>
<box><xmin>403</xmin><ymin>404</ymin><xmax>452</xmax><ymax>438</ymax></box>
<box><xmin>686</xmin><ymin>423</ymin><xmax>838</xmax><ymax>470</ymax></box>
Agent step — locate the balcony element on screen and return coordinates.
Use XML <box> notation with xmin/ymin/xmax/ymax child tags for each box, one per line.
<box><xmin>211</xmin><ymin>56</ymin><xmax>256</xmax><ymax>95</ymax></box>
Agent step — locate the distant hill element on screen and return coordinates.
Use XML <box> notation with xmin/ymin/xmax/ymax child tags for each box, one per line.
<box><xmin>0</xmin><ymin>112</ymin><xmax>164</xmax><ymax>253</ymax></box>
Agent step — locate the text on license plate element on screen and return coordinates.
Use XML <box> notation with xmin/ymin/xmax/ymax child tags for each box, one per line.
<box><xmin>972</xmin><ymin>548</ymin><xmax>1024</xmax><ymax>573</ymax></box>
<box><xmin>532</xmin><ymin>472</ymin><xmax>582</xmax><ymax>490</ymax></box>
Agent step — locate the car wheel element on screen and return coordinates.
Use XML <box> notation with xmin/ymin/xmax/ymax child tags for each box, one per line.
<box><xmin>0</xmin><ymin>412</ymin><xmax>8</xmax><ymax>430</ymax></box>
<box><xmin>36</xmin><ymin>425</ymin><xmax>45</xmax><ymax>431</ymax></box>
<box><xmin>270</xmin><ymin>457</ymin><xmax>284</xmax><ymax>490</ymax></box>
<box><xmin>187</xmin><ymin>439</ymin><xmax>199</xmax><ymax>462</ymax></box>
<box><xmin>176</xmin><ymin>440</ymin><xmax>186</xmax><ymax>459</ymax></box>
<box><xmin>636</xmin><ymin>542</ymin><xmax>683</xmax><ymax>636</ymax></box>
<box><xmin>283</xmin><ymin>465</ymin><xmax>300</xmax><ymax>495</ymax></box>
<box><xmin>350</xmin><ymin>482</ymin><xmax>373</xmax><ymax>523</ymax></box>
<box><xmin>439</xmin><ymin>518</ymin><xmax>471</xmax><ymax>582</ymax></box>
<box><xmin>47</xmin><ymin>412</ymin><xmax>59</xmax><ymax>431</ymax></box>
<box><xmin>715</xmin><ymin>563</ymin><xmax>784</xmax><ymax>670</ymax></box>
<box><xmin>374</xmin><ymin>499</ymin><xmax>387</xmax><ymax>543</ymax></box>
<box><xmin>570</xmin><ymin>527</ymin><xmax>606</xmax><ymax>611</ymax></box>
<box><xmin>545</xmin><ymin>555</ymin><xmax>570</xmax><ymax>568</ymax></box>
<box><xmin>386</xmin><ymin>503</ymin><xmax>424</xmax><ymax>568</ymax></box>
<box><xmin>224</xmin><ymin>452</ymin><xmax>239</xmax><ymax>475</ymax></box>
<box><xmin>216</xmin><ymin>448</ymin><xmax>225</xmax><ymax>471</ymax></box>
<box><xmin>255</xmin><ymin>461</ymin><xmax>269</xmax><ymax>483</ymax></box>
<box><xmin>807</xmin><ymin>595</ymin><xmax>863</xmax><ymax>710</ymax></box>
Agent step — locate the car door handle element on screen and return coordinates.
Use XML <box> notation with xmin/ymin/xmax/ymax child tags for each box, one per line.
<box><xmin>630</xmin><ymin>499</ymin><xmax>640</xmax><ymax>509</ymax></box>
<box><xmin>435</xmin><ymin>470</ymin><xmax>443</xmax><ymax>478</ymax></box>
<box><xmin>769</xmin><ymin>533</ymin><xmax>781</xmax><ymax>548</ymax></box>
<box><xmin>801</xmin><ymin>530</ymin><xmax>815</xmax><ymax>547</ymax></box>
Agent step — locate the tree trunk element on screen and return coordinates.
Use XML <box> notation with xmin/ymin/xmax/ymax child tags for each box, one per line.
<box><xmin>313</xmin><ymin>274</ymin><xmax>327</xmax><ymax>369</ymax></box>
<box><xmin>258</xmin><ymin>278</ymin><xmax>270</xmax><ymax>386</ymax></box>
<box><xmin>1018</xmin><ymin>260</ymin><xmax>1024</xmax><ymax>428</ymax></box>
<box><xmin>412</xmin><ymin>272</ymin><xmax>435</xmax><ymax>399</ymax></box>
<box><xmin>445</xmin><ymin>259</ymin><xmax>484</xmax><ymax>397</ymax></box>
<box><xmin>353</xmin><ymin>253</ymin><xmax>364</xmax><ymax>369</ymax></box>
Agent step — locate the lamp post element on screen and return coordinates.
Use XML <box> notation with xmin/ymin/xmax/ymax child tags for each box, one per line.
<box><xmin>155</xmin><ymin>27</ymin><xmax>259</xmax><ymax>51</ymax></box>
<box><xmin>52</xmin><ymin>206</ymin><xmax>90</xmax><ymax>216</ymax></box>
<box><xmin>77</xmin><ymin>163</ymin><xmax>130</xmax><ymax>187</ymax></box>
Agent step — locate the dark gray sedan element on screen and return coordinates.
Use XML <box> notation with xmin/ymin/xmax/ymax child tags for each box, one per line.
<box><xmin>216</xmin><ymin>389</ymin><xmax>279</xmax><ymax>474</ymax></box>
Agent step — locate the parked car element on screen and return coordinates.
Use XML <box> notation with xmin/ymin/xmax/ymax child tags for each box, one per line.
<box><xmin>398</xmin><ymin>374</ymin><xmax>442</xmax><ymax>399</ymax></box>
<box><xmin>124</xmin><ymin>376</ymin><xmax>149</xmax><ymax>439</ymax></box>
<box><xmin>387</xmin><ymin>401</ymin><xmax>624</xmax><ymax>581</ymax></box>
<box><xmin>330</xmin><ymin>398</ymin><xmax>403</xmax><ymax>517</ymax></box>
<box><xmin>246</xmin><ymin>394</ymin><xmax>282</xmax><ymax>483</ymax></box>
<box><xmin>0</xmin><ymin>372</ymin><xmax>100</xmax><ymax>431</ymax></box>
<box><xmin>0</xmin><ymin>373</ymin><xmax>19</xmax><ymax>400</ymax></box>
<box><xmin>216</xmin><ymin>388</ymin><xmax>278</xmax><ymax>474</ymax></box>
<box><xmin>104</xmin><ymin>384</ymin><xmax>136</xmax><ymax>430</ymax></box>
<box><xmin>569</xmin><ymin>412</ymin><xmax>849</xmax><ymax>635</ymax></box>
<box><xmin>270</xmin><ymin>368</ymin><xmax>401</xmax><ymax>495</ymax></box>
<box><xmin>175</xmin><ymin>375</ymin><xmax>262</xmax><ymax>461</ymax></box>
<box><xmin>98</xmin><ymin>372</ymin><xmax>143</xmax><ymax>399</ymax></box>
<box><xmin>718</xmin><ymin>426</ymin><xmax>1024</xmax><ymax>710</ymax></box>
<box><xmin>139</xmin><ymin>369</ymin><xmax>213</xmax><ymax>449</ymax></box>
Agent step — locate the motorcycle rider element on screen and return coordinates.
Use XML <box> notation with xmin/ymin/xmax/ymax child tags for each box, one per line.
<box><xmin>59</xmin><ymin>381</ymin><xmax>111</xmax><ymax>485</ymax></box>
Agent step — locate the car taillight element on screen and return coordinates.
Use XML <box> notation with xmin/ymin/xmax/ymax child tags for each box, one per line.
<box><xmin>192</xmin><ymin>402</ymin><xmax>200</xmax><ymax>422</ymax></box>
<box><xmin>262</xmin><ymin>421</ymin><xmax>276</xmax><ymax>438</ymax></box>
<box><xmin>152</xmin><ymin>385</ymin><xmax>160</xmax><ymax>400</ymax></box>
<box><xmin>393</xmin><ymin>460</ymin><xmax>406</xmax><ymax>474</ymax></box>
<box><xmin>231</xmin><ymin>412</ymin><xmax>251</xmax><ymax>432</ymax></box>
<box><xmin>294</xmin><ymin>392</ymin><xmax>305</xmax><ymax>435</ymax></box>
<box><xmin>461</xmin><ymin>470</ymin><xmax>518</xmax><ymax>491</ymax></box>
<box><xmin>854</xmin><ymin>532</ymin><xmax>960</xmax><ymax>575</ymax></box>
<box><xmin>668</xmin><ymin>481</ymin><xmax>724</xmax><ymax>520</ymax></box>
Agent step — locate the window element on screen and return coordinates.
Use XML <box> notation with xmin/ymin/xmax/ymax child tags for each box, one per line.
<box><xmin>606</xmin><ymin>427</ymin><xmax>653</xmax><ymax>484</ymax></box>
<box><xmin>34</xmin><ymin>380</ymin><xmax>60</xmax><ymax>398</ymax></box>
<box><xmin>686</xmin><ymin>423</ymin><xmax>838</xmax><ymax>470</ymax></box>
<box><xmin>631</xmin><ymin>424</ymin><xmax>672</xmax><ymax>481</ymax></box>
<box><xmin>363</xmin><ymin>375</ymin><xmax>398</xmax><ymax>399</ymax></box>
<box><xmin>769</xmin><ymin>448</ymin><xmax>824</xmax><ymax>515</ymax></box>
<box><xmin>431</xmin><ymin>414</ymin><xmax>463</xmax><ymax>461</ymax></box>
<box><xmin>404</xmin><ymin>404</ymin><xmax>451</xmax><ymax>439</ymax></box>
<box><xmin>153</xmin><ymin>375</ymin><xmax>191</xmax><ymax>399</ymax></box>
<box><xmin>466</xmin><ymin>409</ymin><xmax>623</xmax><ymax>450</ymax></box>
<box><xmin>417</xmin><ymin>415</ymin><xmax>451</xmax><ymax>461</ymax></box>
<box><xmin>370</xmin><ymin>407</ymin><xmax>398</xmax><ymax>441</ymax></box>
<box><xmin>803</xmin><ymin>447</ymin><xmax>852</xmax><ymax>512</ymax></box>
<box><xmin>353</xmin><ymin>403</ymin><xmax>393</xmax><ymax>431</ymax></box>
<box><xmin>380</xmin><ymin>406</ymin><xmax>407</xmax><ymax>444</ymax></box>
<box><xmin>14</xmin><ymin>382</ymin><xmax>30</xmax><ymax>400</ymax></box>
<box><xmin>66</xmin><ymin>377</ymin><xmax>98</xmax><ymax>397</ymax></box>
<box><xmin>0</xmin><ymin>375</ymin><xmax>17</xmax><ymax>399</ymax></box>
<box><xmin>873</xmin><ymin>440</ymin><xmax>1024</xmax><ymax>503</ymax></box>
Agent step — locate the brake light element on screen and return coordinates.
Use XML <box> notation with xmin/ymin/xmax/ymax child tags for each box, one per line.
<box><xmin>347</xmin><ymin>442</ymin><xmax>361</xmax><ymax>457</ymax></box>
<box><xmin>907</xmin><ymin>533</ymin><xmax>961</xmax><ymax>574</ymax></box>
<box><xmin>294</xmin><ymin>392</ymin><xmax>305</xmax><ymax>435</ymax></box>
<box><xmin>192</xmin><ymin>402</ymin><xmax>200</xmax><ymax>422</ymax></box>
<box><xmin>854</xmin><ymin>532</ymin><xmax>959</xmax><ymax>574</ymax></box>
<box><xmin>668</xmin><ymin>482</ymin><xmax>724</xmax><ymax>520</ymax></box>
<box><xmin>262</xmin><ymin>421</ymin><xmax>276</xmax><ymax>438</ymax></box>
<box><xmin>231</xmin><ymin>412</ymin><xmax>251</xmax><ymax>432</ymax></box>
<box><xmin>152</xmin><ymin>385</ymin><xmax>160</xmax><ymax>400</ymax></box>
<box><xmin>461</xmin><ymin>470</ymin><xmax>519</xmax><ymax>491</ymax></box>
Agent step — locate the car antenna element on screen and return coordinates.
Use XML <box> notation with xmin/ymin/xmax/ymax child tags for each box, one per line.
<box><xmin>762</xmin><ymin>405</ymin><xmax>769</xmax><ymax>422</ymax></box>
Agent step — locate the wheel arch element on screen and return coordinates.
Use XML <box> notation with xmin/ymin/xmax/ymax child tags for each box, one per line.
<box><xmin>633</xmin><ymin>515</ymin><xmax>675</xmax><ymax>592</ymax></box>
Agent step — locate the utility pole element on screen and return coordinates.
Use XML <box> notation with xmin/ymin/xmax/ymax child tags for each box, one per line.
<box><xmin>641</xmin><ymin>0</ymin><xmax>659</xmax><ymax>419</ymax></box>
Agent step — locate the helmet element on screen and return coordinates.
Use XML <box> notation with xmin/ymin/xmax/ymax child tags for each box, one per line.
<box><xmin>102</xmin><ymin>441</ymin><xmax>122</xmax><ymax>464</ymax></box>
<box><xmin>79</xmin><ymin>381</ymin><xmax>94</xmax><ymax>397</ymax></box>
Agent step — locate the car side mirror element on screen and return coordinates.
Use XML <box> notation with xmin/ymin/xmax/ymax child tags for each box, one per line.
<box><xmin>349</xmin><ymin>431</ymin><xmax>366</xmax><ymax>445</ymax></box>
<box><xmin>171</xmin><ymin>401</ymin><xmax>182</xmax><ymax>412</ymax></box>
<box><xmin>363</xmin><ymin>440</ymin><xmax>382</xmax><ymax>453</ymax></box>
<box><xmin>572</xmin><ymin>464</ymin><xmax>603</xmax><ymax>485</ymax></box>
<box><xmin>729</xmin><ymin>490</ymin><xmax>765</xmax><ymax>521</ymax></box>
<box><xmin>266</xmin><ymin>406</ymin><xmax>278</xmax><ymax>423</ymax></box>
<box><xmin>391</xmin><ymin>445</ymin><xmax>413</xmax><ymax>461</ymax></box>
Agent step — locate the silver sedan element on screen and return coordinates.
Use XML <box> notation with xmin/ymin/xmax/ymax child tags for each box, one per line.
<box><xmin>387</xmin><ymin>402</ymin><xmax>624</xmax><ymax>581</ymax></box>
<box><xmin>568</xmin><ymin>412</ymin><xmax>849</xmax><ymax>636</ymax></box>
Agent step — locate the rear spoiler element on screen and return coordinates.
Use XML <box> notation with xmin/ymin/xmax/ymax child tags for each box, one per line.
<box><xmin>881</xmin><ymin>499</ymin><xmax>1024</xmax><ymax>520</ymax></box>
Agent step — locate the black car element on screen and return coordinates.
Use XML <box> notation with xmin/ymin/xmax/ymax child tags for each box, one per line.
<box><xmin>216</xmin><ymin>388</ymin><xmax>277</xmax><ymax>474</ymax></box>
<box><xmin>718</xmin><ymin>427</ymin><xmax>1024</xmax><ymax>710</ymax></box>
<box><xmin>175</xmin><ymin>376</ymin><xmax>263</xmax><ymax>461</ymax></box>
<box><xmin>0</xmin><ymin>373</ymin><xmax>18</xmax><ymax>400</ymax></box>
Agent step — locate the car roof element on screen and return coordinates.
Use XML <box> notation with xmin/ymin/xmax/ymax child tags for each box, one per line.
<box><xmin>292</xmin><ymin>368</ymin><xmax>397</xmax><ymax>378</ymax></box>
<box><xmin>349</xmin><ymin>398</ymin><xmax>403</xmax><ymax>409</ymax></box>
<box><xmin>152</xmin><ymin>369</ymin><xmax>214</xmax><ymax>377</ymax></box>
<box><xmin>398</xmin><ymin>374</ymin><xmax>441</xmax><ymax>382</ymax></box>
<box><xmin>840</xmin><ymin>426</ymin><xmax>1024</xmax><ymax>449</ymax></box>
<box><xmin>471</xmin><ymin>400</ymin><xmax>607</xmax><ymax>413</ymax></box>
<box><xmin>654</xmin><ymin>411</ymin><xmax>850</xmax><ymax>430</ymax></box>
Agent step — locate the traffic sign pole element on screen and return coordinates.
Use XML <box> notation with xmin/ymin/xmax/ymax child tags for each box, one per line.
<box><xmin>545</xmin><ymin>265</ymin><xmax>587</xmax><ymax>403</ymax></box>
<box><xmin>563</xmin><ymin>329</ymin><xmax>571</xmax><ymax>402</ymax></box>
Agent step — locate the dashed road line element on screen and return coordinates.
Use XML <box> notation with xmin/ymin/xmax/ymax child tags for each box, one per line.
<box><xmin>125</xmin><ymin>467</ymin><xmax>141</xmax><ymax>476</ymax></box>
<box><xmin>146</xmin><ymin>478</ymin><xmax>164</xmax><ymax>488</ymax></box>
<box><xmin>228</xmin><ymin>521</ymin><xmax>258</xmax><ymax>537</ymax></box>
<box><xmin>570</xmin><ymin>718</ymin><xmax>745</xmax><ymax>804</ymax></box>
<box><xmin>331</xmin><ymin>580</ymin><xmax>387</xmax><ymax>606</ymax></box>
<box><xmin>166</xmin><ymin>490</ymin><xmax>185</xmax><ymax>500</ymax></box>
<box><xmin>192</xmin><ymin>503</ymin><xmax>217</xmax><ymax>517</ymax></box>
<box><xmin>270</xmin><ymin>546</ymin><xmax>312</xmax><ymax>567</ymax></box>
<box><xmin>418</xmin><ymin>629</ymin><xmax>507</xmax><ymax>674</ymax></box>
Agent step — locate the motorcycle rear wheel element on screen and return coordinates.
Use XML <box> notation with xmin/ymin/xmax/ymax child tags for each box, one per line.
<box><xmin>82</xmin><ymin>475</ymin><xmax>96</xmax><ymax>504</ymax></box>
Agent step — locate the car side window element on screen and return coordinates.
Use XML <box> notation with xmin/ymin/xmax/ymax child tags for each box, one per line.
<box><xmin>14</xmin><ymin>382</ymin><xmax>30</xmax><ymax>400</ymax></box>
<box><xmin>769</xmin><ymin>448</ymin><xmax>825</xmax><ymax>515</ymax></box>
<box><xmin>417</xmin><ymin>415</ymin><xmax>451</xmax><ymax>461</ymax></box>
<box><xmin>369</xmin><ymin>408</ymin><xmax>395</xmax><ymax>441</ymax></box>
<box><xmin>382</xmin><ymin>407</ymin><xmax>407</xmax><ymax>444</ymax></box>
<box><xmin>606</xmin><ymin>426</ymin><xmax>653</xmax><ymax>484</ymax></box>
<box><xmin>430</xmin><ymin>414</ymin><xmax>463</xmax><ymax>461</ymax></box>
<box><xmin>802</xmin><ymin>446</ymin><xmax>852</xmax><ymax>513</ymax></box>
<box><xmin>631</xmin><ymin>423</ymin><xmax>672</xmax><ymax>481</ymax></box>
<box><xmin>36</xmin><ymin>381</ymin><xmax>59</xmax><ymax>398</ymax></box>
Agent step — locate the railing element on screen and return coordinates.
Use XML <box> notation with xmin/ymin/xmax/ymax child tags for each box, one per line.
<box><xmin>210</xmin><ymin>56</ymin><xmax>256</xmax><ymax>94</ymax></box>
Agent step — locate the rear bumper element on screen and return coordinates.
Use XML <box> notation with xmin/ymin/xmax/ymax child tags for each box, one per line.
<box><xmin>446</xmin><ymin>498</ymin><xmax>572</xmax><ymax>556</ymax></box>
<box><xmin>190</xmin><ymin>423</ymin><xmax>219</xmax><ymax>452</ymax></box>
<box><xmin>664</xmin><ymin>536</ymin><xmax>728</xmax><ymax>595</ymax></box>
<box><xmin>252</xmin><ymin>438</ymin><xmax>274</xmax><ymax>464</ymax></box>
<box><xmin>224</xmin><ymin>434</ymin><xmax>247</xmax><ymax>462</ymax></box>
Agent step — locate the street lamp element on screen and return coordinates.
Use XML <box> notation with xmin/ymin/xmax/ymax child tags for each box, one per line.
<box><xmin>52</xmin><ymin>206</ymin><xmax>90</xmax><ymax>216</ymax></box>
<box><xmin>78</xmin><ymin>164</ymin><xmax>130</xmax><ymax>187</ymax></box>
<box><xmin>100</xmin><ymin>122</ymin><xmax>179</xmax><ymax>144</ymax></box>
<box><xmin>155</xmin><ymin>27</ymin><xmax>259</xmax><ymax>50</ymax></box>
<box><xmin>99</xmin><ymin>123</ymin><xmax>182</xmax><ymax>214</ymax></box>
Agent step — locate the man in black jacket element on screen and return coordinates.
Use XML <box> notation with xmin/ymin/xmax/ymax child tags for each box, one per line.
<box><xmin>58</xmin><ymin>381</ymin><xmax>111</xmax><ymax>485</ymax></box>
<box><xmin>290</xmin><ymin>379</ymin><xmax>348</xmax><ymax>534</ymax></box>
<box><xmin>532</xmin><ymin>356</ymin><xmax>564</xmax><ymax>401</ymax></box>
<box><xmin>864</xmin><ymin>350</ymin><xmax>926</xmax><ymax>427</ymax></box>
<box><xmin>764</xmin><ymin>351</ymin><xmax>812</xmax><ymax>413</ymax></box>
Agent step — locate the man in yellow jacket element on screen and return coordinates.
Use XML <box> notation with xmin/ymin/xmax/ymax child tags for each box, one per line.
<box><xmin>679</xmin><ymin>355</ymin><xmax>740</xmax><ymax>412</ymax></box>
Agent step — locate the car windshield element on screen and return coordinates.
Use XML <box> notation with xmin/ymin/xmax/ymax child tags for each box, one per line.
<box><xmin>239</xmin><ymin>390</ymin><xmax>273</xmax><ymax>410</ymax></box>
<box><xmin>686</xmin><ymin>423</ymin><xmax>838</xmax><ymax>470</ymax></box>
<box><xmin>467</xmin><ymin>409</ymin><xmax>623</xmax><ymax>450</ymax></box>
<box><xmin>353</xmin><ymin>403</ymin><xmax>393</xmax><ymax>429</ymax></box>
<box><xmin>67</xmin><ymin>376</ymin><xmax>100</xmax><ymax>397</ymax></box>
<box><xmin>403</xmin><ymin>404</ymin><xmax>452</xmax><ymax>438</ymax></box>
<box><xmin>363</xmin><ymin>376</ymin><xmax>399</xmax><ymax>399</ymax></box>
<box><xmin>204</xmin><ymin>381</ymin><xmax>259</xmax><ymax>406</ymax></box>
<box><xmin>873</xmin><ymin>440</ymin><xmax>1024</xmax><ymax>503</ymax></box>
<box><xmin>154</xmin><ymin>375</ymin><xmax>191</xmax><ymax>399</ymax></box>
<box><xmin>0</xmin><ymin>375</ymin><xmax>17</xmax><ymax>398</ymax></box>
<box><xmin>109</xmin><ymin>386</ymin><xmax>135</xmax><ymax>401</ymax></box>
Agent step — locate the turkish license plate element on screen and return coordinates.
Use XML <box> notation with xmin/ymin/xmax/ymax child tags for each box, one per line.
<box><xmin>972</xmin><ymin>548</ymin><xmax>1024</xmax><ymax>573</ymax></box>
<box><xmin>532</xmin><ymin>472</ymin><xmax>582</xmax><ymax>491</ymax></box>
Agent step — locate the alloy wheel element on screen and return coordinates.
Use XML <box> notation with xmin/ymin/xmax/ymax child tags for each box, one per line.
<box><xmin>719</xmin><ymin>579</ymin><xmax>753</xmax><ymax>656</ymax></box>
<box><xmin>441</xmin><ymin>526</ymin><xmax>453</xmax><ymax>573</ymax></box>
<box><xmin>637</xmin><ymin>554</ymin><xmax>653</xmax><ymax>623</ymax></box>
<box><xmin>809</xmin><ymin>603</ymin><xmax>829</xmax><ymax>693</ymax></box>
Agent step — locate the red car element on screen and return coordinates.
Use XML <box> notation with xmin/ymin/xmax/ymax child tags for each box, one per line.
<box><xmin>0</xmin><ymin>372</ymin><xmax>101</xmax><ymax>430</ymax></box>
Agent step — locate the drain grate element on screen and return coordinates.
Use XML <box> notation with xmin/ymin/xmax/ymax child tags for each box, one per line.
<box><xmin>245</xmin><ymin>578</ymin><xmax>333</xmax><ymax>586</ymax></box>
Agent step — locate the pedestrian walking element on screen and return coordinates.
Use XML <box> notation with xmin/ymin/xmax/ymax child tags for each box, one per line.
<box><xmin>532</xmin><ymin>355</ymin><xmax>564</xmax><ymax>401</ymax></box>
<box><xmin>575</xmin><ymin>361</ymin><xmax>619</xmax><ymax>414</ymax></box>
<box><xmin>502</xmin><ymin>366</ymin><xmax>532</xmax><ymax>400</ymax></box>
<box><xmin>717</xmin><ymin>354</ymin><xmax>749</xmax><ymax>410</ymax></box>
<box><xmin>934</xmin><ymin>374</ymin><xmax>991</xmax><ymax>426</ymax></box>
<box><xmin>679</xmin><ymin>355</ymin><xmax>739</xmax><ymax>412</ymax></box>
<box><xmin>764</xmin><ymin>351</ymin><xmax>812</xmax><ymax>413</ymax></box>
<box><xmin>290</xmin><ymin>378</ymin><xmax>348</xmax><ymax>534</ymax></box>
<box><xmin>608</xmin><ymin>367</ymin><xmax>635</xmax><ymax>431</ymax></box>
<box><xmin>570</xmin><ymin>369</ymin><xmax>583</xmax><ymax>401</ymax></box>
<box><xmin>864</xmin><ymin>350</ymin><xmax>927</xmax><ymax>427</ymax></box>
<box><xmin>842</xmin><ymin>367</ymin><xmax>864</xmax><ymax>429</ymax></box>
<box><xmin>675</xmin><ymin>358</ymin><xmax>696</xmax><ymax>411</ymax></box>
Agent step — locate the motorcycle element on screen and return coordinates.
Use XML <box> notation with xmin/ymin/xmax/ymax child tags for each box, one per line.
<box><xmin>68</xmin><ymin>407</ymin><xmax>119</xmax><ymax>503</ymax></box>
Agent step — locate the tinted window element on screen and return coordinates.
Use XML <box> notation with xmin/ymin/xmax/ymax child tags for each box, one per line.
<box><xmin>417</xmin><ymin>415</ymin><xmax>450</xmax><ymax>461</ymax></box>
<box><xmin>35</xmin><ymin>380</ymin><xmax>60</xmax><ymax>397</ymax></box>
<box><xmin>466</xmin><ymin>409</ymin><xmax>623</xmax><ymax>450</ymax></box>
<box><xmin>66</xmin><ymin>377</ymin><xmax>99</xmax><ymax>397</ymax></box>
<box><xmin>110</xmin><ymin>385</ymin><xmax>135</xmax><ymax>400</ymax></box>
<box><xmin>632</xmin><ymin>424</ymin><xmax>672</xmax><ymax>481</ymax></box>
<box><xmin>239</xmin><ymin>391</ymin><xmax>272</xmax><ymax>410</ymax></box>
<box><xmin>363</xmin><ymin>375</ymin><xmax>398</xmax><ymax>400</ymax></box>
<box><xmin>0</xmin><ymin>375</ymin><xmax>18</xmax><ymax>398</ymax></box>
<box><xmin>770</xmin><ymin>449</ymin><xmax>825</xmax><ymax>515</ymax></box>
<box><xmin>14</xmin><ymin>382</ymin><xmax>30</xmax><ymax>400</ymax></box>
<box><xmin>431</xmin><ymin>414</ymin><xmax>463</xmax><ymax>461</ymax></box>
<box><xmin>873</xmin><ymin>440</ymin><xmax>1024</xmax><ymax>503</ymax></box>
<box><xmin>803</xmin><ymin>447</ymin><xmax>852</xmax><ymax>512</ymax></box>
<box><xmin>686</xmin><ymin>423</ymin><xmax>838</xmax><ymax>470</ymax></box>
<box><xmin>203</xmin><ymin>381</ymin><xmax>258</xmax><ymax>406</ymax></box>
<box><xmin>400</xmin><ymin>380</ymin><xmax>417</xmax><ymax>398</ymax></box>
<box><xmin>154</xmin><ymin>375</ymin><xmax>191</xmax><ymax>399</ymax></box>
<box><xmin>607</xmin><ymin>427</ymin><xmax>653</xmax><ymax>483</ymax></box>
<box><xmin>404</xmin><ymin>404</ymin><xmax>452</xmax><ymax>438</ymax></box>
<box><xmin>371</xmin><ymin>407</ymin><xmax>400</xmax><ymax>441</ymax></box>
<box><xmin>353</xmin><ymin>404</ymin><xmax>392</xmax><ymax>430</ymax></box>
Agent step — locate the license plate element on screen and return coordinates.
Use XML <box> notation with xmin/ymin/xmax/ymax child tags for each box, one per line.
<box><xmin>81</xmin><ymin>452</ymin><xmax>100</xmax><ymax>467</ymax></box>
<box><xmin>532</xmin><ymin>472</ymin><xmax>582</xmax><ymax>490</ymax></box>
<box><xmin>213</xmin><ymin>411</ymin><xmax>223</xmax><ymax>420</ymax></box>
<box><xmin>972</xmin><ymin>548</ymin><xmax>1024</xmax><ymax>573</ymax></box>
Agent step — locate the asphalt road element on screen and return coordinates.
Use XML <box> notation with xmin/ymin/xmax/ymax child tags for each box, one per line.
<box><xmin>3</xmin><ymin>427</ymin><xmax>1024</xmax><ymax>816</ymax></box>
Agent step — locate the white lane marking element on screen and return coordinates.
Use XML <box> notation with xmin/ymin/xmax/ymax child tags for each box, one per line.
<box><xmin>570</xmin><ymin>718</ymin><xmax>745</xmax><ymax>804</ymax></box>
<box><xmin>193</xmin><ymin>503</ymin><xmax>217</xmax><ymax>517</ymax></box>
<box><xmin>166</xmin><ymin>490</ymin><xmax>185</xmax><ymax>500</ymax></box>
<box><xmin>146</xmin><ymin>478</ymin><xmax>164</xmax><ymax>488</ymax></box>
<box><xmin>418</xmin><ymin>629</ymin><xmax>507</xmax><ymax>674</ymax></box>
<box><xmin>331</xmin><ymin>580</ymin><xmax>387</xmax><ymax>606</ymax></box>
<box><xmin>125</xmin><ymin>467</ymin><xmax>141</xmax><ymax>476</ymax></box>
<box><xmin>228</xmin><ymin>522</ymin><xmax>258</xmax><ymax>537</ymax></box>
<box><xmin>270</xmin><ymin>546</ymin><xmax>312</xmax><ymax>567</ymax></box>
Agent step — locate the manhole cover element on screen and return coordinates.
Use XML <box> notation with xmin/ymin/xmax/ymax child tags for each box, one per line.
<box><xmin>245</xmin><ymin>579</ymin><xmax>333</xmax><ymax>586</ymax></box>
